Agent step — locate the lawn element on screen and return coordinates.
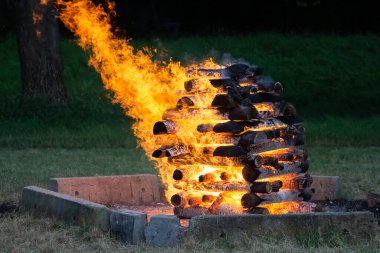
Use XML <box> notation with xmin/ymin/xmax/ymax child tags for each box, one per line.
<box><xmin>0</xmin><ymin>33</ymin><xmax>379</xmax><ymax>251</ymax></box>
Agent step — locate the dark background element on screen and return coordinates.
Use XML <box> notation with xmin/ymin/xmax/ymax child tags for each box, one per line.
<box><xmin>1</xmin><ymin>0</ymin><xmax>380</xmax><ymax>38</ymax></box>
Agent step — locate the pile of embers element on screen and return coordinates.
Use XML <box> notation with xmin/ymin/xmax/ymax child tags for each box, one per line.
<box><xmin>152</xmin><ymin>64</ymin><xmax>316</xmax><ymax>217</ymax></box>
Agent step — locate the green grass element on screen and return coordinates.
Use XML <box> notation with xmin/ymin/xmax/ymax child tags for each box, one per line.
<box><xmin>0</xmin><ymin>213</ymin><xmax>378</xmax><ymax>253</ymax></box>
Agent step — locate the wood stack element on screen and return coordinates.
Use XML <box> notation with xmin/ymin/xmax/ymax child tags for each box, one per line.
<box><xmin>152</xmin><ymin>64</ymin><xmax>315</xmax><ymax>217</ymax></box>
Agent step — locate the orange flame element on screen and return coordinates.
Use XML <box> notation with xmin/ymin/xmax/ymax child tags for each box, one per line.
<box><xmin>57</xmin><ymin>0</ymin><xmax>223</xmax><ymax>201</ymax></box>
<box><xmin>57</xmin><ymin>0</ymin><xmax>311</xmax><ymax>215</ymax></box>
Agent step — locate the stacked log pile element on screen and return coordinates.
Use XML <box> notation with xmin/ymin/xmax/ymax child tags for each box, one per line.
<box><xmin>152</xmin><ymin>64</ymin><xmax>315</xmax><ymax>217</ymax></box>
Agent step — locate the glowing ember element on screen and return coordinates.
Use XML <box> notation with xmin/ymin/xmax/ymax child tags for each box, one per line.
<box><xmin>57</xmin><ymin>0</ymin><xmax>314</xmax><ymax>216</ymax></box>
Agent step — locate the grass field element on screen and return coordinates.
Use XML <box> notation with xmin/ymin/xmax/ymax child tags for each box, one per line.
<box><xmin>0</xmin><ymin>33</ymin><xmax>380</xmax><ymax>251</ymax></box>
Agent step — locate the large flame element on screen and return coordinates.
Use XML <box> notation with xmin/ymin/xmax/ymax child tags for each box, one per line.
<box><xmin>57</xmin><ymin>0</ymin><xmax>221</xmax><ymax>200</ymax></box>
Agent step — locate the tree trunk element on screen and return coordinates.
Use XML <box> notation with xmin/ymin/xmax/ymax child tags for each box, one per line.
<box><xmin>16</xmin><ymin>0</ymin><xmax>66</xmax><ymax>104</ymax></box>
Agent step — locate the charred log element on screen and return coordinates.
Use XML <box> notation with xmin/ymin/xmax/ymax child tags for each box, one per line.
<box><xmin>238</xmin><ymin>132</ymin><xmax>269</xmax><ymax>147</ymax></box>
<box><xmin>168</xmin><ymin>155</ymin><xmax>246</xmax><ymax>167</ymax></box>
<box><xmin>152</xmin><ymin>145</ymin><xmax>188</xmax><ymax>158</ymax></box>
<box><xmin>261</xmin><ymin>157</ymin><xmax>281</xmax><ymax>170</ymax></box>
<box><xmin>187</xmin><ymin>64</ymin><xmax>263</xmax><ymax>82</ymax></box>
<box><xmin>173</xmin><ymin>169</ymin><xmax>184</xmax><ymax>180</ymax></box>
<box><xmin>241</xmin><ymin>193</ymin><xmax>263</xmax><ymax>208</ymax></box>
<box><xmin>220</xmin><ymin>172</ymin><xmax>232</xmax><ymax>181</ymax></box>
<box><xmin>211</xmin><ymin>118</ymin><xmax>291</xmax><ymax>134</ymax></box>
<box><xmin>261</xmin><ymin>147</ymin><xmax>308</xmax><ymax>163</ymax></box>
<box><xmin>254</xmin><ymin>76</ymin><xmax>283</xmax><ymax>94</ymax></box>
<box><xmin>242</xmin><ymin>190</ymin><xmax>309</xmax><ymax>208</ymax></box>
<box><xmin>170</xmin><ymin>193</ymin><xmax>203</xmax><ymax>208</ymax></box>
<box><xmin>250</xmin><ymin>182</ymin><xmax>273</xmax><ymax>193</ymax></box>
<box><xmin>153</xmin><ymin>121</ymin><xmax>179</xmax><ymax>135</ymax></box>
<box><xmin>200</xmin><ymin>182</ymin><xmax>250</xmax><ymax>191</ymax></box>
<box><xmin>213</xmin><ymin>145</ymin><xmax>247</xmax><ymax>157</ymax></box>
<box><xmin>163</xmin><ymin>106</ymin><xmax>259</xmax><ymax>121</ymax></box>
<box><xmin>198</xmin><ymin>173</ymin><xmax>217</xmax><ymax>182</ymax></box>
<box><xmin>251</xmin><ymin>180</ymin><xmax>283</xmax><ymax>193</ymax></box>
<box><xmin>211</xmin><ymin>93</ymin><xmax>283</xmax><ymax>108</ymax></box>
<box><xmin>202</xmin><ymin>195</ymin><xmax>218</xmax><ymax>203</ymax></box>
<box><xmin>242</xmin><ymin>161</ymin><xmax>308</xmax><ymax>183</ymax></box>
<box><xmin>170</xmin><ymin>193</ymin><xmax>187</xmax><ymax>207</ymax></box>
<box><xmin>243</xmin><ymin>154</ymin><xmax>263</xmax><ymax>168</ymax></box>
<box><xmin>242</xmin><ymin>166</ymin><xmax>261</xmax><ymax>182</ymax></box>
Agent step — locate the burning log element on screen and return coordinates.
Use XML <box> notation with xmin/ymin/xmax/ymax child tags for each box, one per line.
<box><xmin>202</xmin><ymin>194</ymin><xmax>218</xmax><ymax>203</ymax></box>
<box><xmin>261</xmin><ymin>157</ymin><xmax>281</xmax><ymax>169</ymax></box>
<box><xmin>210</xmin><ymin>78</ymin><xmax>283</xmax><ymax>94</ymax></box>
<box><xmin>198</xmin><ymin>173</ymin><xmax>217</xmax><ymax>182</ymax></box>
<box><xmin>173</xmin><ymin>167</ymin><xmax>241</xmax><ymax>184</ymax></box>
<box><xmin>211</xmin><ymin>93</ymin><xmax>283</xmax><ymax>108</ymax></box>
<box><xmin>153</xmin><ymin>121</ymin><xmax>179</xmax><ymax>135</ymax></box>
<box><xmin>170</xmin><ymin>193</ymin><xmax>203</xmax><ymax>207</ymax></box>
<box><xmin>259</xmin><ymin>201</ymin><xmax>316</xmax><ymax>214</ymax></box>
<box><xmin>244</xmin><ymin>154</ymin><xmax>264</xmax><ymax>168</ymax></box>
<box><xmin>184</xmin><ymin>79</ymin><xmax>203</xmax><ymax>92</ymax></box>
<box><xmin>282</xmin><ymin>160</ymin><xmax>309</xmax><ymax>173</ymax></box>
<box><xmin>152</xmin><ymin>145</ymin><xmax>188</xmax><ymax>158</ymax></box>
<box><xmin>237</xmin><ymin>132</ymin><xmax>269</xmax><ymax>147</ymax></box>
<box><xmin>187</xmin><ymin>64</ymin><xmax>263</xmax><ymax>82</ymax></box>
<box><xmin>211</xmin><ymin>204</ymin><xmax>245</xmax><ymax>215</ymax></box>
<box><xmin>173</xmin><ymin>169</ymin><xmax>185</xmax><ymax>180</ymax></box>
<box><xmin>242</xmin><ymin>160</ymin><xmax>309</xmax><ymax>183</ymax></box>
<box><xmin>254</xmin><ymin>76</ymin><xmax>283</xmax><ymax>94</ymax></box>
<box><xmin>176</xmin><ymin>96</ymin><xmax>215</xmax><ymax>108</ymax></box>
<box><xmin>212</xmin><ymin>138</ymin><xmax>289</xmax><ymax>158</ymax></box>
<box><xmin>220</xmin><ymin>172</ymin><xmax>232</xmax><ymax>181</ymax></box>
<box><xmin>254</xmin><ymin>102</ymin><xmax>297</xmax><ymax>119</ymax></box>
<box><xmin>260</xmin><ymin>147</ymin><xmax>308</xmax><ymax>163</ymax></box>
<box><xmin>241</xmin><ymin>189</ymin><xmax>310</xmax><ymax>208</ymax></box>
<box><xmin>250</xmin><ymin>180</ymin><xmax>283</xmax><ymax>193</ymax></box>
<box><xmin>241</xmin><ymin>193</ymin><xmax>263</xmax><ymax>208</ymax></box>
<box><xmin>168</xmin><ymin>155</ymin><xmax>246</xmax><ymax>167</ymax></box>
<box><xmin>170</xmin><ymin>193</ymin><xmax>187</xmax><ymax>207</ymax></box>
<box><xmin>198</xmin><ymin>118</ymin><xmax>296</xmax><ymax>134</ymax></box>
<box><xmin>163</xmin><ymin>106</ymin><xmax>259</xmax><ymax>121</ymax></box>
<box><xmin>200</xmin><ymin>182</ymin><xmax>250</xmax><ymax>191</ymax></box>
<box><xmin>242</xmin><ymin>167</ymin><xmax>269</xmax><ymax>182</ymax></box>
<box><xmin>212</xmin><ymin>145</ymin><xmax>247</xmax><ymax>157</ymax></box>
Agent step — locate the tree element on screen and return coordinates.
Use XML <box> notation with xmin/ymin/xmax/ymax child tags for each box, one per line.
<box><xmin>16</xmin><ymin>0</ymin><xmax>66</xmax><ymax>105</ymax></box>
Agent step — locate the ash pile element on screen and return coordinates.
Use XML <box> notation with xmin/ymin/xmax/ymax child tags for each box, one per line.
<box><xmin>152</xmin><ymin>63</ymin><xmax>315</xmax><ymax>217</ymax></box>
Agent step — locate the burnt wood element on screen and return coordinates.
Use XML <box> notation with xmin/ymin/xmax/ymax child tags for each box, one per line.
<box><xmin>211</xmin><ymin>93</ymin><xmax>283</xmax><ymax>108</ymax></box>
<box><xmin>241</xmin><ymin>193</ymin><xmax>263</xmax><ymax>208</ymax></box>
<box><xmin>162</xmin><ymin>106</ymin><xmax>259</xmax><ymax>121</ymax></box>
<box><xmin>250</xmin><ymin>182</ymin><xmax>273</xmax><ymax>193</ymax></box>
<box><xmin>190</xmin><ymin>64</ymin><xmax>263</xmax><ymax>81</ymax></box>
<box><xmin>153</xmin><ymin>121</ymin><xmax>178</xmax><ymax>135</ymax></box>
<box><xmin>152</xmin><ymin>145</ymin><xmax>188</xmax><ymax>158</ymax></box>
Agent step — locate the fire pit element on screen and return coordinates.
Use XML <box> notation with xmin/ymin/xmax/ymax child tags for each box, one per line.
<box><xmin>152</xmin><ymin>63</ymin><xmax>314</xmax><ymax>217</ymax></box>
<box><xmin>21</xmin><ymin>174</ymin><xmax>376</xmax><ymax>246</ymax></box>
<box><xmin>19</xmin><ymin>63</ymin><xmax>378</xmax><ymax>246</ymax></box>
